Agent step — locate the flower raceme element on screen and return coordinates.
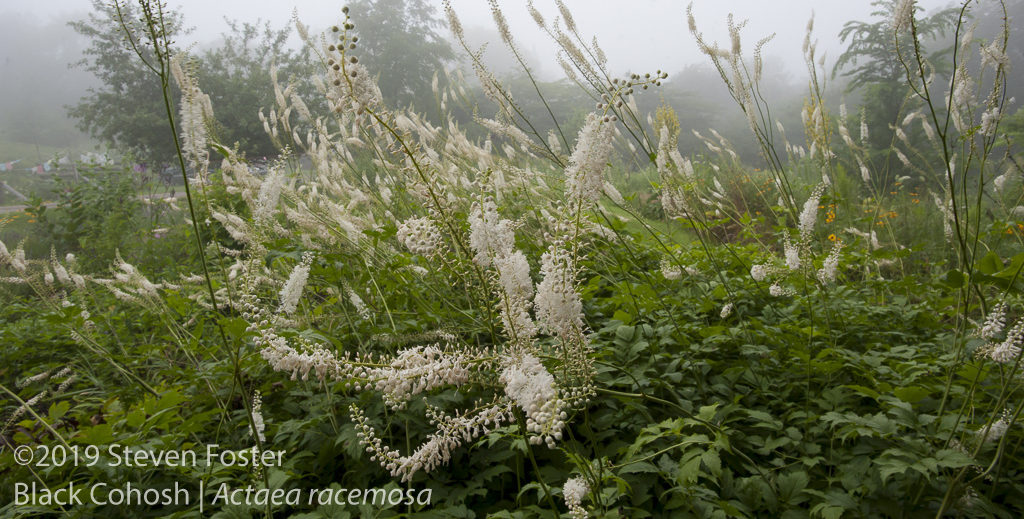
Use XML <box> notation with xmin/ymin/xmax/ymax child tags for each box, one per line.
<box><xmin>565</xmin><ymin>113</ymin><xmax>615</xmax><ymax>210</ymax></box>
<box><xmin>817</xmin><ymin>240</ymin><xmax>842</xmax><ymax>284</ymax></box>
<box><xmin>278</xmin><ymin>252</ymin><xmax>313</xmax><ymax>316</ymax></box>
<box><xmin>534</xmin><ymin>244</ymin><xmax>584</xmax><ymax>342</ymax></box>
<box><xmin>563</xmin><ymin>475</ymin><xmax>590</xmax><ymax>519</ymax></box>
<box><xmin>798</xmin><ymin>183</ymin><xmax>825</xmax><ymax>243</ymax></box>
<box><xmin>500</xmin><ymin>353</ymin><xmax>567</xmax><ymax>448</ymax></box>
<box><xmin>468</xmin><ymin>199</ymin><xmax>515</xmax><ymax>268</ymax></box>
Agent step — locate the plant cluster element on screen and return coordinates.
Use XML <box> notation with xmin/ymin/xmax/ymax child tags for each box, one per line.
<box><xmin>2</xmin><ymin>0</ymin><xmax>1024</xmax><ymax>517</ymax></box>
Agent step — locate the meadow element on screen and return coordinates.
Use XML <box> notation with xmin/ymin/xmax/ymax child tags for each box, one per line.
<box><xmin>1</xmin><ymin>1</ymin><xmax>1023</xmax><ymax>517</ymax></box>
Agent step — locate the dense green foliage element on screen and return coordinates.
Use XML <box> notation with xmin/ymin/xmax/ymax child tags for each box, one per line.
<box><xmin>3</xmin><ymin>1</ymin><xmax>1024</xmax><ymax>518</ymax></box>
<box><xmin>67</xmin><ymin>1</ymin><xmax>188</xmax><ymax>167</ymax></box>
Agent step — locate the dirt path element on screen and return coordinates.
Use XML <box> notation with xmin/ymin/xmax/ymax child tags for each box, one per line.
<box><xmin>0</xmin><ymin>191</ymin><xmax>187</xmax><ymax>214</ymax></box>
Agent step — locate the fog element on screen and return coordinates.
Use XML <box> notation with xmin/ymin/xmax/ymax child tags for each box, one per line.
<box><xmin>7</xmin><ymin>0</ymin><xmax>958</xmax><ymax>76</ymax></box>
<box><xmin>0</xmin><ymin>0</ymin><xmax>984</xmax><ymax>162</ymax></box>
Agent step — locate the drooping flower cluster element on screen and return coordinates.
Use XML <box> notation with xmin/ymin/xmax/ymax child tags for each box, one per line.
<box><xmin>750</xmin><ymin>263</ymin><xmax>770</xmax><ymax>282</ymax></box>
<box><xmin>90</xmin><ymin>254</ymin><xmax>177</xmax><ymax>306</ymax></box>
<box><xmin>563</xmin><ymin>476</ymin><xmax>589</xmax><ymax>519</ymax></box>
<box><xmin>892</xmin><ymin>0</ymin><xmax>916</xmax><ymax>31</ymax></box>
<box><xmin>534</xmin><ymin>244</ymin><xmax>584</xmax><ymax>342</ymax></box>
<box><xmin>817</xmin><ymin>240</ymin><xmax>842</xmax><ymax>284</ymax></box>
<box><xmin>784</xmin><ymin>237</ymin><xmax>802</xmax><ymax>271</ymax></box>
<box><xmin>798</xmin><ymin>183</ymin><xmax>825</xmax><ymax>242</ymax></box>
<box><xmin>170</xmin><ymin>55</ymin><xmax>214</xmax><ymax>177</ymax></box>
<box><xmin>278</xmin><ymin>252</ymin><xmax>314</xmax><ymax>316</ymax></box>
<box><xmin>500</xmin><ymin>354</ymin><xmax>567</xmax><ymax>447</ymax></box>
<box><xmin>564</xmin><ymin>113</ymin><xmax>615</xmax><ymax>209</ymax></box>
<box><xmin>720</xmin><ymin>302</ymin><xmax>734</xmax><ymax>319</ymax></box>
<box><xmin>988</xmin><ymin>319</ymin><xmax>1023</xmax><ymax>364</ymax></box>
<box><xmin>2</xmin><ymin>367</ymin><xmax>75</xmax><ymax>435</ymax></box>
<box><xmin>746</xmin><ymin>183</ymin><xmax>834</xmax><ymax>290</ymax></box>
<box><xmin>253</xmin><ymin>168</ymin><xmax>284</xmax><ymax>222</ymax></box>
<box><xmin>656</xmin><ymin>127</ymin><xmax>696</xmax><ymax>219</ymax></box>
<box><xmin>977</xmin><ymin>409</ymin><xmax>1014</xmax><ymax>444</ymax></box>
<box><xmin>250</xmin><ymin>391</ymin><xmax>266</xmax><ymax>443</ymax></box>
<box><xmin>975</xmin><ymin>304</ymin><xmax>1023</xmax><ymax>364</ymax></box>
<box><xmin>368</xmin><ymin>345</ymin><xmax>471</xmax><ymax>410</ymax></box>
<box><xmin>352</xmin><ymin>402</ymin><xmax>513</xmax><ymax>482</ymax></box>
<box><xmin>468</xmin><ymin>199</ymin><xmax>538</xmax><ymax>341</ymax></box>
<box><xmin>662</xmin><ymin>259</ymin><xmax>683</xmax><ymax>280</ymax></box>
<box><xmin>468</xmin><ymin>199</ymin><xmax>515</xmax><ymax>267</ymax></box>
<box><xmin>494</xmin><ymin>250</ymin><xmax>538</xmax><ymax>341</ymax></box>
<box><xmin>494</xmin><ymin>251</ymin><xmax>533</xmax><ymax>302</ymax></box>
<box><xmin>346</xmin><ymin>285</ymin><xmax>371</xmax><ymax>320</ymax></box>
<box><xmin>845</xmin><ymin>227</ymin><xmax>881</xmax><ymax>251</ymax></box>
<box><xmin>397</xmin><ymin>216</ymin><xmax>442</xmax><ymax>256</ymax></box>
<box><xmin>979</xmin><ymin>303</ymin><xmax>1007</xmax><ymax>340</ymax></box>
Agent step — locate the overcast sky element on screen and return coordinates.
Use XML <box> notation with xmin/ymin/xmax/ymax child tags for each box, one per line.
<box><xmin>9</xmin><ymin>0</ymin><xmax>957</xmax><ymax>78</ymax></box>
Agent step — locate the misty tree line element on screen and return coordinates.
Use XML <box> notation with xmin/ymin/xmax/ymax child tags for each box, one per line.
<box><xmin>2</xmin><ymin>0</ymin><xmax>1023</xmax><ymax>172</ymax></box>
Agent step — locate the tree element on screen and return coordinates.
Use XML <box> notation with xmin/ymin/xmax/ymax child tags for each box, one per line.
<box><xmin>198</xmin><ymin>19</ymin><xmax>314</xmax><ymax>160</ymax></box>
<box><xmin>834</xmin><ymin>1</ymin><xmax>958</xmax><ymax>90</ymax></box>
<box><xmin>832</xmin><ymin>0</ymin><xmax>958</xmax><ymax>178</ymax></box>
<box><xmin>69</xmin><ymin>2</ymin><xmax>314</xmax><ymax>166</ymax></box>
<box><xmin>67</xmin><ymin>0</ymin><xmax>187</xmax><ymax>166</ymax></box>
<box><xmin>345</xmin><ymin>0</ymin><xmax>454</xmax><ymax>108</ymax></box>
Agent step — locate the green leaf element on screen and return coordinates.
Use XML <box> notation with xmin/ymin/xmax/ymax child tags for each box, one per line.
<box><xmin>934</xmin><ymin>449</ymin><xmax>975</xmax><ymax>469</ymax></box>
<box><xmin>812</xmin><ymin>504</ymin><xmax>845</xmax><ymax>519</ymax></box>
<box><xmin>76</xmin><ymin>423</ymin><xmax>114</xmax><ymax>445</ymax></box>
<box><xmin>844</xmin><ymin>385</ymin><xmax>880</xmax><ymax>400</ymax></box>
<box><xmin>701</xmin><ymin>449</ymin><xmax>722</xmax><ymax>477</ymax></box>
<box><xmin>943</xmin><ymin>269</ymin><xmax>965</xmax><ymax>287</ymax></box>
<box><xmin>266</xmin><ymin>468</ymin><xmax>289</xmax><ymax>490</ymax></box>
<box><xmin>612</xmin><ymin>310</ymin><xmax>633</xmax><ymax>324</ymax></box>
<box><xmin>977</xmin><ymin>251</ymin><xmax>1003</xmax><ymax>275</ymax></box>
<box><xmin>125</xmin><ymin>407</ymin><xmax>146</xmax><ymax>428</ymax></box>
<box><xmin>210</xmin><ymin>141</ymin><xmax>232</xmax><ymax>159</ymax></box>
<box><xmin>893</xmin><ymin>386</ymin><xmax>931</xmax><ymax>403</ymax></box>
<box><xmin>619</xmin><ymin>461</ymin><xmax>659</xmax><ymax>474</ymax></box>
<box><xmin>47</xmin><ymin>401</ymin><xmax>70</xmax><ymax>423</ymax></box>
<box><xmin>677</xmin><ymin>451</ymin><xmax>703</xmax><ymax>484</ymax></box>
<box><xmin>616</xmin><ymin>324</ymin><xmax>636</xmax><ymax>342</ymax></box>
<box><xmin>698</xmin><ymin>403</ymin><xmax>720</xmax><ymax>421</ymax></box>
<box><xmin>700</xmin><ymin>326</ymin><xmax>727</xmax><ymax>338</ymax></box>
<box><xmin>777</xmin><ymin>471</ymin><xmax>809</xmax><ymax>503</ymax></box>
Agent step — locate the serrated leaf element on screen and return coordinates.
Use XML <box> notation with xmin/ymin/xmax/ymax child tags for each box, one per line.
<box><xmin>777</xmin><ymin>471</ymin><xmax>808</xmax><ymax>503</ymax></box>
<box><xmin>619</xmin><ymin>461</ymin><xmax>660</xmax><ymax>474</ymax></box>
<box><xmin>701</xmin><ymin>449</ymin><xmax>722</xmax><ymax>477</ymax></box>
